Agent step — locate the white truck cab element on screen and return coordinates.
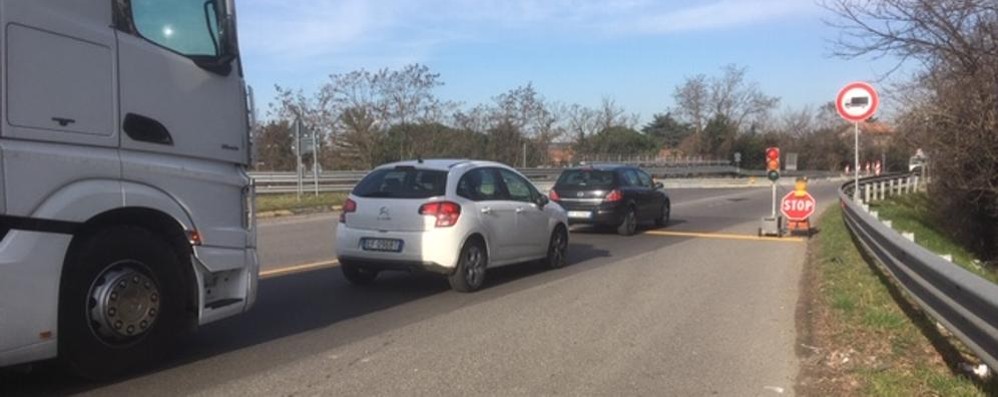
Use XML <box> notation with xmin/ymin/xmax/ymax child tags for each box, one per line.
<box><xmin>0</xmin><ymin>0</ymin><xmax>257</xmax><ymax>378</ymax></box>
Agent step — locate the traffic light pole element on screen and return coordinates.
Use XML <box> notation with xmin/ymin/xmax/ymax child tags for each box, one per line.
<box><xmin>772</xmin><ymin>181</ymin><xmax>777</xmax><ymax>219</ymax></box>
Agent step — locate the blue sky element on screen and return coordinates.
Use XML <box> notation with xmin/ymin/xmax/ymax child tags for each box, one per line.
<box><xmin>239</xmin><ymin>0</ymin><xmax>903</xmax><ymax>122</ymax></box>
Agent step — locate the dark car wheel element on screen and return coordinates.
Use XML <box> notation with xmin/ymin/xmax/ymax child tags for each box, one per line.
<box><xmin>617</xmin><ymin>207</ymin><xmax>638</xmax><ymax>236</ymax></box>
<box><xmin>449</xmin><ymin>240</ymin><xmax>487</xmax><ymax>292</ymax></box>
<box><xmin>655</xmin><ymin>202</ymin><xmax>671</xmax><ymax>228</ymax></box>
<box><xmin>341</xmin><ymin>262</ymin><xmax>379</xmax><ymax>285</ymax></box>
<box><xmin>542</xmin><ymin>226</ymin><xmax>569</xmax><ymax>269</ymax></box>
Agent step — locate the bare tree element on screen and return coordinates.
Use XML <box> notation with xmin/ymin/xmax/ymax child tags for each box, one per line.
<box><xmin>672</xmin><ymin>74</ymin><xmax>710</xmax><ymax>134</ymax></box>
<box><xmin>563</xmin><ymin>103</ymin><xmax>601</xmax><ymax>144</ymax></box>
<box><xmin>826</xmin><ymin>0</ymin><xmax>998</xmax><ymax>258</ymax></box>
<box><xmin>673</xmin><ymin>66</ymin><xmax>779</xmax><ymax>135</ymax></box>
<box><xmin>710</xmin><ymin>64</ymin><xmax>781</xmax><ymax>131</ymax></box>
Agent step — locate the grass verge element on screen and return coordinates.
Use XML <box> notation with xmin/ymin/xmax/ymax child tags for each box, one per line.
<box><xmin>871</xmin><ymin>193</ymin><xmax>997</xmax><ymax>284</ymax></box>
<box><xmin>256</xmin><ymin>193</ymin><xmax>347</xmax><ymax>214</ymax></box>
<box><xmin>796</xmin><ymin>206</ymin><xmax>992</xmax><ymax>396</ymax></box>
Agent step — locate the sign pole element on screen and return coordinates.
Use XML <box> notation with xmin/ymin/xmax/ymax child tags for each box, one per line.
<box><xmin>295</xmin><ymin>117</ymin><xmax>303</xmax><ymax>201</ymax></box>
<box><xmin>853</xmin><ymin>121</ymin><xmax>859</xmax><ymax>202</ymax></box>
<box><xmin>312</xmin><ymin>125</ymin><xmax>319</xmax><ymax>197</ymax></box>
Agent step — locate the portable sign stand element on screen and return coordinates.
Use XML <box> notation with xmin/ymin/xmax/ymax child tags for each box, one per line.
<box><xmin>782</xmin><ymin>178</ymin><xmax>817</xmax><ymax>237</ymax></box>
<box><xmin>836</xmin><ymin>82</ymin><xmax>880</xmax><ymax>202</ymax></box>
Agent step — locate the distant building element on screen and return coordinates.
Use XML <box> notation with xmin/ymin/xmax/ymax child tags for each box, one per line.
<box><xmin>547</xmin><ymin>142</ymin><xmax>575</xmax><ymax>166</ymax></box>
<box><xmin>839</xmin><ymin>121</ymin><xmax>894</xmax><ymax>139</ymax></box>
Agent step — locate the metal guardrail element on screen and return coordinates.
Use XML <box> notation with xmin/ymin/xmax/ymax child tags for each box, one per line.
<box><xmin>250</xmin><ymin>163</ymin><xmax>745</xmax><ymax>194</ymax></box>
<box><xmin>840</xmin><ymin>175</ymin><xmax>998</xmax><ymax>370</ymax></box>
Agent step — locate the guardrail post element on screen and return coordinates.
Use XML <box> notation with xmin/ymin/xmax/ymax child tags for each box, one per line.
<box><xmin>879</xmin><ymin>181</ymin><xmax>886</xmax><ymax>201</ymax></box>
<box><xmin>865</xmin><ymin>183</ymin><xmax>872</xmax><ymax>203</ymax></box>
<box><xmin>913</xmin><ymin>175</ymin><xmax>920</xmax><ymax>192</ymax></box>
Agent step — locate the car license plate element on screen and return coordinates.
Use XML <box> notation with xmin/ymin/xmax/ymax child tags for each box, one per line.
<box><xmin>361</xmin><ymin>238</ymin><xmax>403</xmax><ymax>253</ymax></box>
<box><xmin>567</xmin><ymin>211</ymin><xmax>592</xmax><ymax>219</ymax></box>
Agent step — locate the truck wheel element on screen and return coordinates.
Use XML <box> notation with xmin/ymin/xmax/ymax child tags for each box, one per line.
<box><xmin>341</xmin><ymin>262</ymin><xmax>379</xmax><ymax>285</ymax></box>
<box><xmin>448</xmin><ymin>240</ymin><xmax>487</xmax><ymax>293</ymax></box>
<box><xmin>59</xmin><ymin>226</ymin><xmax>187</xmax><ymax>380</ymax></box>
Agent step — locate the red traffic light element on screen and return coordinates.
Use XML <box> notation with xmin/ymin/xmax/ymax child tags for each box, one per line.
<box><xmin>766</xmin><ymin>147</ymin><xmax>780</xmax><ymax>161</ymax></box>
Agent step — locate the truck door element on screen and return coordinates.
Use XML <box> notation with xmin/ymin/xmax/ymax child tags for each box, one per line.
<box><xmin>114</xmin><ymin>0</ymin><xmax>248</xmax><ymax>166</ymax></box>
<box><xmin>1</xmin><ymin>0</ymin><xmax>121</xmax><ymax>217</ymax></box>
<box><xmin>113</xmin><ymin>0</ymin><xmax>251</xmax><ymax>250</ymax></box>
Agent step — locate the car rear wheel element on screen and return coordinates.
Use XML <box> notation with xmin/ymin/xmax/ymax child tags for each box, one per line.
<box><xmin>617</xmin><ymin>207</ymin><xmax>638</xmax><ymax>236</ymax></box>
<box><xmin>449</xmin><ymin>240</ymin><xmax>487</xmax><ymax>292</ymax></box>
<box><xmin>542</xmin><ymin>226</ymin><xmax>568</xmax><ymax>269</ymax></box>
<box><xmin>341</xmin><ymin>262</ymin><xmax>379</xmax><ymax>285</ymax></box>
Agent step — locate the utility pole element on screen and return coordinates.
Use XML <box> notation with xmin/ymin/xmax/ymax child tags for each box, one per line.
<box><xmin>522</xmin><ymin>142</ymin><xmax>527</xmax><ymax>168</ymax></box>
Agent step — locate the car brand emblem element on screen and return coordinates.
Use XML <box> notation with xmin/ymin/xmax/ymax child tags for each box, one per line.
<box><xmin>378</xmin><ymin>206</ymin><xmax>391</xmax><ymax>221</ymax></box>
<box><xmin>577</xmin><ymin>192</ymin><xmax>585</xmax><ymax>198</ymax></box>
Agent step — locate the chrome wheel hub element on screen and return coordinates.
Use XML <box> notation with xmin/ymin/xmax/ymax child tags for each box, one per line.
<box><xmin>88</xmin><ymin>263</ymin><xmax>160</xmax><ymax>344</ymax></box>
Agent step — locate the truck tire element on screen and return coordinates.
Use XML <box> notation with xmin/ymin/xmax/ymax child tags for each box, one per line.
<box><xmin>59</xmin><ymin>226</ymin><xmax>188</xmax><ymax>380</ymax></box>
<box><xmin>448</xmin><ymin>239</ymin><xmax>487</xmax><ymax>292</ymax></box>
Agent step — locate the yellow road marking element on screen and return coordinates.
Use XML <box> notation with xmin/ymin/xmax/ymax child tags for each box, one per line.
<box><xmin>260</xmin><ymin>260</ymin><xmax>340</xmax><ymax>279</ymax></box>
<box><xmin>644</xmin><ymin>230</ymin><xmax>806</xmax><ymax>243</ymax></box>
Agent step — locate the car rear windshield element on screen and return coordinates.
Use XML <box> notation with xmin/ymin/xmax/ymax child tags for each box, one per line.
<box><xmin>353</xmin><ymin>167</ymin><xmax>448</xmax><ymax>199</ymax></box>
<box><xmin>555</xmin><ymin>170</ymin><xmax>616</xmax><ymax>189</ymax></box>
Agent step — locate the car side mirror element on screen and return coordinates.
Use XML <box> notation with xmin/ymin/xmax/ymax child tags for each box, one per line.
<box><xmin>535</xmin><ymin>195</ymin><xmax>550</xmax><ymax>208</ymax></box>
<box><xmin>654</xmin><ymin>182</ymin><xmax>664</xmax><ymax>189</ymax></box>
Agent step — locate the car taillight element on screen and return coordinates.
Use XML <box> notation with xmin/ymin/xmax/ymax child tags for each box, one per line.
<box><xmin>419</xmin><ymin>201</ymin><xmax>462</xmax><ymax>227</ymax></box>
<box><xmin>549</xmin><ymin>190</ymin><xmax>561</xmax><ymax>201</ymax></box>
<box><xmin>340</xmin><ymin>198</ymin><xmax>357</xmax><ymax>223</ymax></box>
<box><xmin>604</xmin><ymin>189</ymin><xmax>623</xmax><ymax>203</ymax></box>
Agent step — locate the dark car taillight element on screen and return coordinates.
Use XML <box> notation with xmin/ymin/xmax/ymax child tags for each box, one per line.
<box><xmin>604</xmin><ymin>189</ymin><xmax>623</xmax><ymax>203</ymax></box>
<box><xmin>419</xmin><ymin>201</ymin><xmax>462</xmax><ymax>227</ymax></box>
<box><xmin>340</xmin><ymin>198</ymin><xmax>357</xmax><ymax>223</ymax></box>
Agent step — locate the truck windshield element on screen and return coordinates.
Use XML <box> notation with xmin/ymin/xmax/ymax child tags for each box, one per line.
<box><xmin>353</xmin><ymin>168</ymin><xmax>448</xmax><ymax>199</ymax></box>
<box><xmin>130</xmin><ymin>0</ymin><xmax>221</xmax><ymax>57</ymax></box>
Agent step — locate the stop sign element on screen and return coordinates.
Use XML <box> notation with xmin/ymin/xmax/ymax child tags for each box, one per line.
<box><xmin>781</xmin><ymin>191</ymin><xmax>816</xmax><ymax>221</ymax></box>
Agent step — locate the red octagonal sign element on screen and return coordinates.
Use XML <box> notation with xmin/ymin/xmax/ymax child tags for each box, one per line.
<box><xmin>781</xmin><ymin>191</ymin><xmax>816</xmax><ymax>221</ymax></box>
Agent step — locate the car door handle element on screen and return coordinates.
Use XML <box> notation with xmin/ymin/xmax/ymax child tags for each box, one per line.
<box><xmin>481</xmin><ymin>207</ymin><xmax>493</xmax><ymax>215</ymax></box>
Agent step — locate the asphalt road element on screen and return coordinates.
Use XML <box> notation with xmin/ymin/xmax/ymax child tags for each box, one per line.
<box><xmin>2</xmin><ymin>182</ymin><xmax>842</xmax><ymax>396</ymax></box>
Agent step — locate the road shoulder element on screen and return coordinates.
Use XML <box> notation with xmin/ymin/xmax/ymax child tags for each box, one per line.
<box><xmin>795</xmin><ymin>206</ymin><xmax>989</xmax><ymax>396</ymax></box>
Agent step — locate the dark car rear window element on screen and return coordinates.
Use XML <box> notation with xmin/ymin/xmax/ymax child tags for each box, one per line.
<box><xmin>353</xmin><ymin>167</ymin><xmax>448</xmax><ymax>199</ymax></box>
<box><xmin>555</xmin><ymin>170</ymin><xmax>616</xmax><ymax>189</ymax></box>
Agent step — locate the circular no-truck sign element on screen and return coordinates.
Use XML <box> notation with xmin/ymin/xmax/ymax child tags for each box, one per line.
<box><xmin>781</xmin><ymin>191</ymin><xmax>816</xmax><ymax>221</ymax></box>
<box><xmin>836</xmin><ymin>82</ymin><xmax>879</xmax><ymax>123</ymax></box>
